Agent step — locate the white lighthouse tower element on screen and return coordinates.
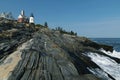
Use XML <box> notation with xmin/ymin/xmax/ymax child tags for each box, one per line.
<box><xmin>21</xmin><ymin>10</ymin><xmax>24</xmax><ymax>16</ymax></box>
<box><xmin>29</xmin><ymin>13</ymin><xmax>34</xmax><ymax>24</ymax></box>
<box><xmin>18</xmin><ymin>10</ymin><xmax>25</xmax><ymax>23</ymax></box>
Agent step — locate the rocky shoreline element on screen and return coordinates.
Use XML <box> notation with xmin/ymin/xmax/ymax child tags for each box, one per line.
<box><xmin>0</xmin><ymin>19</ymin><xmax>119</xmax><ymax>80</ymax></box>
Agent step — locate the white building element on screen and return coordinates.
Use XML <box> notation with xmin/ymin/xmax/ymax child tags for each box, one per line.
<box><xmin>0</xmin><ymin>12</ymin><xmax>14</xmax><ymax>20</ymax></box>
<box><xmin>29</xmin><ymin>13</ymin><xmax>34</xmax><ymax>24</ymax></box>
<box><xmin>18</xmin><ymin>10</ymin><xmax>34</xmax><ymax>24</ymax></box>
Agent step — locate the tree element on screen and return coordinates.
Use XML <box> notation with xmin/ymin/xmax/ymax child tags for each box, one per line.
<box><xmin>44</xmin><ymin>22</ymin><xmax>48</xmax><ymax>27</ymax></box>
<box><xmin>70</xmin><ymin>30</ymin><xmax>74</xmax><ymax>35</ymax></box>
<box><xmin>36</xmin><ymin>24</ymin><xmax>41</xmax><ymax>27</ymax></box>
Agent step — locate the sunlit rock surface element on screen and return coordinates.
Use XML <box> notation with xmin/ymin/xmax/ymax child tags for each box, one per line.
<box><xmin>0</xmin><ymin>19</ymin><xmax>119</xmax><ymax>80</ymax></box>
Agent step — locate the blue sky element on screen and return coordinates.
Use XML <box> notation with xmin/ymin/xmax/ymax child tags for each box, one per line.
<box><xmin>0</xmin><ymin>0</ymin><xmax>120</xmax><ymax>38</ymax></box>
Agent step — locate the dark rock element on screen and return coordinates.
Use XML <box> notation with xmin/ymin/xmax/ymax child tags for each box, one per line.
<box><xmin>0</xmin><ymin>21</ymin><xmax>117</xmax><ymax>80</ymax></box>
<box><xmin>80</xmin><ymin>38</ymin><xmax>113</xmax><ymax>52</ymax></box>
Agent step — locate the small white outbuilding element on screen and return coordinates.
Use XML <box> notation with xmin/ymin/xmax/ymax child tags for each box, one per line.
<box><xmin>29</xmin><ymin>13</ymin><xmax>34</xmax><ymax>24</ymax></box>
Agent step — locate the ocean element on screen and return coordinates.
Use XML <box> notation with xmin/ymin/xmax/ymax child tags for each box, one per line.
<box><xmin>89</xmin><ymin>38</ymin><xmax>120</xmax><ymax>80</ymax></box>
<box><xmin>90</xmin><ymin>38</ymin><xmax>120</xmax><ymax>52</ymax></box>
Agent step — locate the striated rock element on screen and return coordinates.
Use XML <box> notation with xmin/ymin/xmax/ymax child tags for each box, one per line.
<box><xmin>0</xmin><ymin>21</ymin><xmax>118</xmax><ymax>80</ymax></box>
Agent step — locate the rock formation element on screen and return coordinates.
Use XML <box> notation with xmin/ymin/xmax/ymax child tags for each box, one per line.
<box><xmin>0</xmin><ymin>19</ymin><xmax>119</xmax><ymax>80</ymax></box>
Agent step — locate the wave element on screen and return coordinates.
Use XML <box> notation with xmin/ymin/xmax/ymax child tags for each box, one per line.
<box><xmin>88</xmin><ymin>68</ymin><xmax>112</xmax><ymax>80</ymax></box>
<box><xmin>85</xmin><ymin>50</ymin><xmax>120</xmax><ymax>80</ymax></box>
<box><xmin>100</xmin><ymin>49</ymin><xmax>120</xmax><ymax>59</ymax></box>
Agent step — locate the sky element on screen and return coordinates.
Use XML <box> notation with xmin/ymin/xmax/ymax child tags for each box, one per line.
<box><xmin>0</xmin><ymin>0</ymin><xmax>120</xmax><ymax>38</ymax></box>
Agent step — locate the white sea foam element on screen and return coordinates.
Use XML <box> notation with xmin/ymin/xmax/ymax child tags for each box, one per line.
<box><xmin>86</xmin><ymin>52</ymin><xmax>120</xmax><ymax>80</ymax></box>
<box><xmin>100</xmin><ymin>49</ymin><xmax>120</xmax><ymax>59</ymax></box>
<box><xmin>87</xmin><ymin>68</ymin><xmax>112</xmax><ymax>80</ymax></box>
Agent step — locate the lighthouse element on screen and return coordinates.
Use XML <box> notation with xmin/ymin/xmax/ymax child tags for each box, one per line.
<box><xmin>18</xmin><ymin>10</ymin><xmax>35</xmax><ymax>23</ymax></box>
<box><xmin>29</xmin><ymin>13</ymin><xmax>34</xmax><ymax>24</ymax></box>
<box><xmin>21</xmin><ymin>10</ymin><xmax>24</xmax><ymax>16</ymax></box>
<box><xmin>18</xmin><ymin>10</ymin><xmax>25</xmax><ymax>23</ymax></box>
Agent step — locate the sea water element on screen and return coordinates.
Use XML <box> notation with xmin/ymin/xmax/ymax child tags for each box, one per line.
<box><xmin>90</xmin><ymin>38</ymin><xmax>120</xmax><ymax>52</ymax></box>
<box><xmin>88</xmin><ymin>38</ymin><xmax>120</xmax><ymax>80</ymax></box>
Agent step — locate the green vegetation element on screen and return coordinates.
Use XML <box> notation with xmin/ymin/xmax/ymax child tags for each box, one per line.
<box><xmin>36</xmin><ymin>22</ymin><xmax>48</xmax><ymax>28</ymax></box>
<box><xmin>44</xmin><ymin>22</ymin><xmax>48</xmax><ymax>28</ymax></box>
<box><xmin>55</xmin><ymin>27</ymin><xmax>77</xmax><ymax>36</ymax></box>
<box><xmin>35</xmin><ymin>24</ymin><xmax>44</xmax><ymax>27</ymax></box>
